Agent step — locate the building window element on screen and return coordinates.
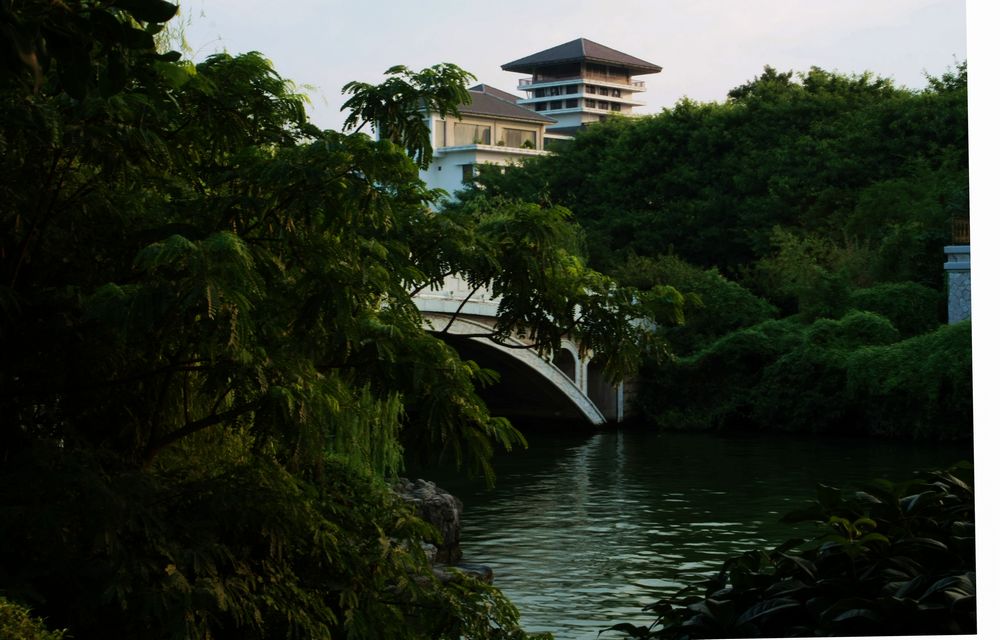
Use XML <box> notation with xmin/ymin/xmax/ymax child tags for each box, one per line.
<box><xmin>454</xmin><ymin>123</ymin><xmax>491</xmax><ymax>146</ymax></box>
<box><xmin>503</xmin><ymin>128</ymin><xmax>537</xmax><ymax>149</ymax></box>
<box><xmin>585</xmin><ymin>99</ymin><xmax>596</xmax><ymax>108</ymax></box>
<box><xmin>461</xmin><ymin>164</ymin><xmax>476</xmax><ymax>182</ymax></box>
<box><xmin>549</xmin><ymin>100</ymin><xmax>563</xmax><ymax>110</ymax></box>
<box><xmin>565</xmin><ymin>99</ymin><xmax>578</xmax><ymax>108</ymax></box>
<box><xmin>535</xmin><ymin>102</ymin><xmax>548</xmax><ymax>111</ymax></box>
<box><xmin>611</xmin><ymin>103</ymin><xmax>621</xmax><ymax>112</ymax></box>
<box><xmin>434</xmin><ymin>120</ymin><xmax>446</xmax><ymax>148</ymax></box>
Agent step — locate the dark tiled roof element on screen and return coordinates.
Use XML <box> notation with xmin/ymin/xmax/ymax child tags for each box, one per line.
<box><xmin>458</xmin><ymin>86</ymin><xmax>557</xmax><ymax>124</ymax></box>
<box><xmin>468</xmin><ymin>83</ymin><xmax>521</xmax><ymax>103</ymax></box>
<box><xmin>502</xmin><ymin>38</ymin><xmax>662</xmax><ymax>75</ymax></box>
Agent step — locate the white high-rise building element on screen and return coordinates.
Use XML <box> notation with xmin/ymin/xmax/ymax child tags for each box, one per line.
<box><xmin>502</xmin><ymin>38</ymin><xmax>662</xmax><ymax>137</ymax></box>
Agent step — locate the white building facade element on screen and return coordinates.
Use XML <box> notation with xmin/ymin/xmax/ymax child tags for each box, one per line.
<box><xmin>420</xmin><ymin>85</ymin><xmax>556</xmax><ymax>195</ymax></box>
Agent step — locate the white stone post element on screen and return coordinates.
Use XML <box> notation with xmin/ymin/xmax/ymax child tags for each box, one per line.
<box><xmin>944</xmin><ymin>245</ymin><xmax>971</xmax><ymax>323</ymax></box>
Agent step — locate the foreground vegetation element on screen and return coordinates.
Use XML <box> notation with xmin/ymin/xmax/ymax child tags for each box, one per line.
<box><xmin>0</xmin><ymin>2</ymin><xmax>645</xmax><ymax>637</ymax></box>
<box><xmin>610</xmin><ymin>463</ymin><xmax>975</xmax><ymax>637</ymax></box>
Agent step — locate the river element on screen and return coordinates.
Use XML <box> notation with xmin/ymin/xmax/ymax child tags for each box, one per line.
<box><xmin>412</xmin><ymin>426</ymin><xmax>972</xmax><ymax>639</ymax></box>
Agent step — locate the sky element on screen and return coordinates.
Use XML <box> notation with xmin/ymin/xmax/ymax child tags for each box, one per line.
<box><xmin>178</xmin><ymin>0</ymin><xmax>970</xmax><ymax>133</ymax></box>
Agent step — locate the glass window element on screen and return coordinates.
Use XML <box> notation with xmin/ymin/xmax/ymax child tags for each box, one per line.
<box><xmin>434</xmin><ymin>120</ymin><xmax>446</xmax><ymax>148</ymax></box>
<box><xmin>503</xmin><ymin>128</ymin><xmax>537</xmax><ymax>149</ymax></box>
<box><xmin>565</xmin><ymin>99</ymin><xmax>578</xmax><ymax>108</ymax></box>
<box><xmin>454</xmin><ymin>123</ymin><xmax>491</xmax><ymax>145</ymax></box>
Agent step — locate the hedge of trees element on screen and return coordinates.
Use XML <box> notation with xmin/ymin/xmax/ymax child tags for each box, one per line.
<box><xmin>467</xmin><ymin>60</ymin><xmax>971</xmax><ymax>442</ymax></box>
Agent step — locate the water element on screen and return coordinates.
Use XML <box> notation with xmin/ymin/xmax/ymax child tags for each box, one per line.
<box><xmin>413</xmin><ymin>426</ymin><xmax>972</xmax><ymax>639</ymax></box>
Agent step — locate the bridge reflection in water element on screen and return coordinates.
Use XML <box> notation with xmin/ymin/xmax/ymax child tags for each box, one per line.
<box><xmin>413</xmin><ymin>276</ymin><xmax>625</xmax><ymax>424</ymax></box>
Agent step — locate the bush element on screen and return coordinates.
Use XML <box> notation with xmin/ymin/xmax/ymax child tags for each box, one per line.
<box><xmin>848</xmin><ymin>281</ymin><xmax>943</xmax><ymax>337</ymax></box>
<box><xmin>610</xmin><ymin>464</ymin><xmax>975</xmax><ymax>638</ymax></box>
<box><xmin>805</xmin><ymin>310</ymin><xmax>900</xmax><ymax>349</ymax></box>
<box><xmin>642</xmin><ymin>312</ymin><xmax>971</xmax><ymax>441</ymax></box>
<box><xmin>613</xmin><ymin>253</ymin><xmax>777</xmax><ymax>355</ymax></box>
<box><xmin>847</xmin><ymin>320</ymin><xmax>972</xmax><ymax>439</ymax></box>
<box><xmin>639</xmin><ymin>319</ymin><xmax>805</xmax><ymax>430</ymax></box>
<box><xmin>751</xmin><ymin>347</ymin><xmax>855</xmax><ymax>433</ymax></box>
<box><xmin>0</xmin><ymin>599</ymin><xmax>66</xmax><ymax>640</ymax></box>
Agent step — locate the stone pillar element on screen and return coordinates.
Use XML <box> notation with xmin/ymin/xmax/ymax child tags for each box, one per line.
<box><xmin>944</xmin><ymin>245</ymin><xmax>971</xmax><ymax>324</ymax></box>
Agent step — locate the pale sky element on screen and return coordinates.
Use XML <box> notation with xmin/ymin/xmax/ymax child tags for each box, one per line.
<box><xmin>179</xmin><ymin>0</ymin><xmax>969</xmax><ymax>132</ymax></box>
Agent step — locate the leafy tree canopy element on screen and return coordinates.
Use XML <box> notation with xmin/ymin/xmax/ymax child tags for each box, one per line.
<box><xmin>0</xmin><ymin>1</ymin><xmax>643</xmax><ymax>637</ymax></box>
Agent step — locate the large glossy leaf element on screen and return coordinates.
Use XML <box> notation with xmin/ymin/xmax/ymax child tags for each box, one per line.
<box><xmin>734</xmin><ymin>597</ymin><xmax>800</xmax><ymax>625</ymax></box>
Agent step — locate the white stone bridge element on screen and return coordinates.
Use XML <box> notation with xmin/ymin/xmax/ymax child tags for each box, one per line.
<box><xmin>413</xmin><ymin>276</ymin><xmax>625</xmax><ymax>425</ymax></box>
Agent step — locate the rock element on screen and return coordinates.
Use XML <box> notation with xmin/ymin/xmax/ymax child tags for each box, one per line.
<box><xmin>393</xmin><ymin>478</ymin><xmax>464</xmax><ymax>564</ymax></box>
<box><xmin>431</xmin><ymin>563</ymin><xmax>494</xmax><ymax>585</ymax></box>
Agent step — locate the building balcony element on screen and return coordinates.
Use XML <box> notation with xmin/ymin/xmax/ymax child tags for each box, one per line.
<box><xmin>432</xmin><ymin>143</ymin><xmax>550</xmax><ymax>157</ymax></box>
<box><xmin>515</xmin><ymin>92</ymin><xmax>645</xmax><ymax>109</ymax></box>
<box><xmin>517</xmin><ymin>76</ymin><xmax>646</xmax><ymax>92</ymax></box>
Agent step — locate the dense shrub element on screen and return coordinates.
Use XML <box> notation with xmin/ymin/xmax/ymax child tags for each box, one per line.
<box><xmin>612</xmin><ymin>254</ymin><xmax>777</xmax><ymax>355</ymax></box>
<box><xmin>0</xmin><ymin>599</ymin><xmax>66</xmax><ymax>640</ymax></box>
<box><xmin>0</xmin><ymin>444</ymin><xmax>532</xmax><ymax>640</ymax></box>
<box><xmin>751</xmin><ymin>312</ymin><xmax>898</xmax><ymax>433</ymax></box>
<box><xmin>641</xmin><ymin>314</ymin><xmax>971</xmax><ymax>441</ymax></box>
<box><xmin>847</xmin><ymin>320</ymin><xmax>972</xmax><ymax>439</ymax></box>
<box><xmin>848</xmin><ymin>281</ymin><xmax>943</xmax><ymax>337</ymax></box>
<box><xmin>610</xmin><ymin>464</ymin><xmax>975</xmax><ymax>638</ymax></box>
<box><xmin>751</xmin><ymin>347</ymin><xmax>855</xmax><ymax>434</ymax></box>
<box><xmin>805</xmin><ymin>310</ymin><xmax>900</xmax><ymax>349</ymax></box>
<box><xmin>640</xmin><ymin>319</ymin><xmax>805</xmax><ymax>430</ymax></box>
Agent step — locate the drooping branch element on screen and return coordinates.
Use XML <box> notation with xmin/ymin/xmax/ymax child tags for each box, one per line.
<box><xmin>440</xmin><ymin>284</ymin><xmax>481</xmax><ymax>335</ymax></box>
<box><xmin>143</xmin><ymin>399</ymin><xmax>261</xmax><ymax>464</ymax></box>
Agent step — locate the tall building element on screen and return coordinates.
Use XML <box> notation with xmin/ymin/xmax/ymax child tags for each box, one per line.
<box><xmin>502</xmin><ymin>38</ymin><xmax>662</xmax><ymax>137</ymax></box>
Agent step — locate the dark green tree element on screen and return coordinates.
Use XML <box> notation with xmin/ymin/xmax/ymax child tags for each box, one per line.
<box><xmin>1</xmin><ymin>1</ymin><xmax>643</xmax><ymax>637</ymax></box>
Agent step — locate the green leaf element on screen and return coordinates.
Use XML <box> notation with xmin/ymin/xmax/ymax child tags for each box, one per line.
<box><xmin>734</xmin><ymin>598</ymin><xmax>800</xmax><ymax>625</ymax></box>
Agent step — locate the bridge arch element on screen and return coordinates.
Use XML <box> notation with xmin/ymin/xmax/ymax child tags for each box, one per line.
<box><xmin>421</xmin><ymin>313</ymin><xmax>608</xmax><ymax>424</ymax></box>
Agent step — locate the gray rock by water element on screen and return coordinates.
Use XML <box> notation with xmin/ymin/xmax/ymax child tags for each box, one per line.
<box><xmin>394</xmin><ymin>478</ymin><xmax>463</xmax><ymax>564</ymax></box>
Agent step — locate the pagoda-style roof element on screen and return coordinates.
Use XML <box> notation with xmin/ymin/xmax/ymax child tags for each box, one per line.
<box><xmin>457</xmin><ymin>85</ymin><xmax>557</xmax><ymax>124</ymax></box>
<box><xmin>502</xmin><ymin>38</ymin><xmax>662</xmax><ymax>75</ymax></box>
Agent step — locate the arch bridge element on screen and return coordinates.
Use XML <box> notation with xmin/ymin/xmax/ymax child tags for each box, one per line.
<box><xmin>413</xmin><ymin>276</ymin><xmax>625</xmax><ymax>425</ymax></box>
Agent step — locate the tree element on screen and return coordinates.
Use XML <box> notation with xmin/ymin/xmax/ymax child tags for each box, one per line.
<box><xmin>342</xmin><ymin>63</ymin><xmax>475</xmax><ymax>168</ymax></box>
<box><xmin>1</xmin><ymin>1</ymin><xmax>637</xmax><ymax>636</ymax></box>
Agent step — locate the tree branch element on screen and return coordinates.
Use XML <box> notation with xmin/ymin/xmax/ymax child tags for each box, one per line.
<box><xmin>440</xmin><ymin>284</ymin><xmax>481</xmax><ymax>335</ymax></box>
<box><xmin>143</xmin><ymin>399</ymin><xmax>261</xmax><ymax>464</ymax></box>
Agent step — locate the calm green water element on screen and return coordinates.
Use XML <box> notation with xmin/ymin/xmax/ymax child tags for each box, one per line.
<box><xmin>413</xmin><ymin>427</ymin><xmax>971</xmax><ymax>639</ymax></box>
